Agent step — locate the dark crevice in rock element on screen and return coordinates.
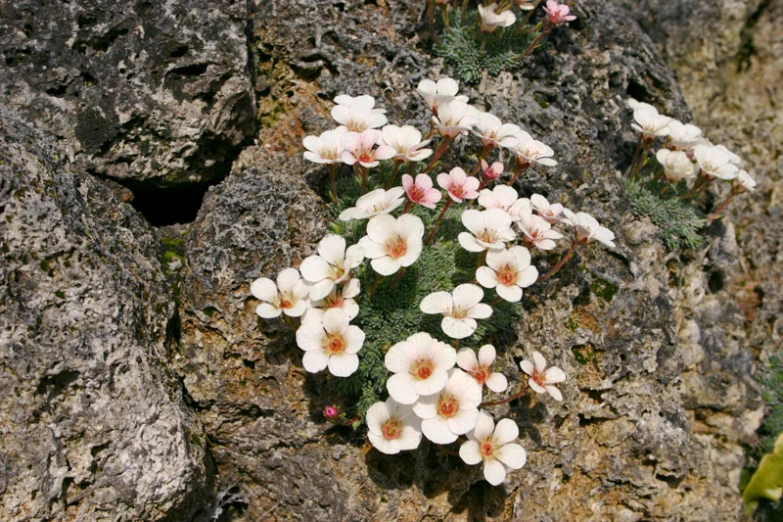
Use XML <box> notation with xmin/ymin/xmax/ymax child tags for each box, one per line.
<box><xmin>736</xmin><ymin>0</ymin><xmax>772</xmax><ymax>72</ymax></box>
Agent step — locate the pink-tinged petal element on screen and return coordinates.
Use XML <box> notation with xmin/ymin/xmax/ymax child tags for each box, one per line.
<box><xmin>421</xmin><ymin>417</ymin><xmax>458</xmax><ymax>444</ymax></box>
<box><xmin>545</xmin><ymin>366</ymin><xmax>567</xmax><ymax>384</ymax></box>
<box><xmin>532</xmin><ymin>351</ymin><xmax>547</xmax><ymax>372</ymax></box>
<box><xmin>387</xmin><ymin>373</ymin><xmax>418</xmax><ymax>404</ymax></box>
<box><xmin>472</xmin><ymin>410</ymin><xmax>495</xmax><ymax>441</ymax></box>
<box><xmin>456</xmin><ymin>347</ymin><xmax>479</xmax><ymax>372</ymax></box>
<box><xmin>459</xmin><ymin>440</ymin><xmax>482</xmax><ymax>465</ymax></box>
<box><xmin>300</xmin><ymin>255</ymin><xmax>332</xmax><ymax>283</ymax></box>
<box><xmin>545</xmin><ymin>385</ymin><xmax>563</xmax><ymax>401</ymax></box>
<box><xmin>496</xmin><ymin>283</ymin><xmax>522</xmax><ymax>303</ymax></box>
<box><xmin>536</xmin><ymin>239</ymin><xmax>557</xmax><ymax>250</ymax></box>
<box><xmin>359</xmin><ymin>129</ymin><xmax>381</xmax><ymax>150</ymax></box>
<box><xmin>402</xmin><ymin>174</ymin><xmax>414</xmax><ymax>192</ymax></box>
<box><xmin>340</xmin><ymin>150</ymin><xmax>358</xmax><ymax>165</ymax></box>
<box><xmin>495</xmin><ymin>443</ymin><xmax>526</xmax><ymax>469</ymax></box>
<box><xmin>328</xmin><ymin>353</ymin><xmax>359</xmax><ymax>377</ymax></box>
<box><xmin>450</xmin><ymin>166</ymin><xmax>467</xmax><ymax>183</ymax></box>
<box><xmin>483</xmin><ymin>459</ymin><xmax>506</xmax><ymax>486</ymax></box>
<box><xmin>453</xmin><ymin>283</ymin><xmax>484</xmax><ymax>309</ymax></box>
<box><xmin>375</xmin><ymin>145</ymin><xmax>397</xmax><ymax>161</ymax></box>
<box><xmin>476</xmin><ymin>267</ymin><xmax>499</xmax><ymax>289</ymax></box>
<box><xmin>318</xmin><ymin>235</ymin><xmax>346</xmax><ymax>265</ymax></box>
<box><xmin>467</xmin><ymin>303</ymin><xmax>493</xmax><ymax>320</ymax></box>
<box><xmin>250</xmin><ymin>277</ymin><xmax>277</xmax><ymax>302</ymax></box>
<box><xmin>412</xmin><ymin>395</ymin><xmax>438</xmax><ymax>419</ymax></box>
<box><xmin>415</xmin><ymin>173</ymin><xmax>434</xmax><ymax>189</ymax></box>
<box><xmin>366</xmin><ymin>213</ymin><xmax>396</xmax><ymax>243</ymax></box>
<box><xmin>366</xmin><ymin>401</ymin><xmax>391</xmax><ymax>436</ymax></box>
<box><xmin>322</xmin><ymin>308</ymin><xmax>349</xmax><ymax>335</ymax></box>
<box><xmin>309</xmin><ymin>279</ymin><xmax>335</xmax><ymax>302</ymax></box>
<box><xmin>343</xmin><ymin>325</ymin><xmax>365</xmax><ymax>354</ymax></box>
<box><xmin>302</xmin><ymin>350</ymin><xmax>329</xmax><ymax>373</ymax></box>
<box><xmin>447</xmin><ymin>408</ymin><xmax>479</xmax><ymax>435</ymax></box>
<box><xmin>436</xmin><ymin>173</ymin><xmax>451</xmax><ymax>190</ymax></box>
<box><xmin>478</xmin><ymin>345</ymin><xmax>496</xmax><ymax>367</ymax></box>
<box><xmin>528</xmin><ymin>379</ymin><xmax>546</xmax><ymax>394</ymax></box>
<box><xmin>493</xmin><ymin>418</ymin><xmax>519</xmax><ymax>445</ymax></box>
<box><xmin>420</xmin><ymin>291</ymin><xmax>453</xmax><ymax>314</ymax></box>
<box><xmin>302</xmin><ymin>135</ymin><xmax>322</xmax><ymax>153</ymax></box>
<box><xmin>442</xmin><ymin>316</ymin><xmax>477</xmax><ymax>339</ymax></box>
<box><xmin>256</xmin><ymin>302</ymin><xmax>281</xmax><ymax>319</ymax></box>
<box><xmin>459</xmin><ymin>232</ymin><xmax>486</xmax><ymax>253</ymax></box>
<box><xmin>414</xmin><ymin>370</ymin><xmax>449</xmax><ymax>397</ymax></box>
<box><xmin>519</xmin><ymin>360</ymin><xmax>535</xmax><ymax>376</ymax></box>
<box><xmin>371</xmin><ymin>256</ymin><xmax>402</xmax><ymax>276</ymax></box>
<box><xmin>485</xmin><ymin>372</ymin><xmax>508</xmax><ymax>393</ymax></box>
<box><xmin>303</xmin><ymin>151</ymin><xmax>327</xmax><ymax>164</ymax></box>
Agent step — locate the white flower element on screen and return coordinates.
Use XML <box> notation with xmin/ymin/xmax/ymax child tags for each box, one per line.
<box><xmin>477</xmin><ymin>3</ymin><xmax>517</xmax><ymax>32</ymax></box>
<box><xmin>693</xmin><ymin>144</ymin><xmax>740</xmax><ymax>180</ymax></box>
<box><xmin>295</xmin><ymin>308</ymin><xmax>365</xmax><ymax>377</ymax></box>
<box><xmin>366</xmin><ymin>398</ymin><xmax>422</xmax><ymax>455</ymax></box>
<box><xmin>303</xmin><ymin>128</ymin><xmax>347</xmax><ymax>164</ymax></box>
<box><xmin>433</xmin><ymin>100</ymin><xmax>478</xmax><ymax>139</ymax></box>
<box><xmin>413</xmin><ymin>369</ymin><xmax>483</xmax><ymax>444</ymax></box>
<box><xmin>562</xmin><ymin>209</ymin><xmax>616</xmax><ymax>248</ymax></box>
<box><xmin>359</xmin><ymin>214</ymin><xmax>424</xmax><ymax>275</ymax></box>
<box><xmin>385</xmin><ymin>332</ymin><xmax>457</xmax><ymax>405</ymax></box>
<box><xmin>340</xmin><ymin>129</ymin><xmax>396</xmax><ymax>168</ymax></box>
<box><xmin>655</xmin><ymin>149</ymin><xmax>696</xmax><ymax>183</ymax></box>
<box><xmin>733</xmin><ymin>169</ymin><xmax>756</xmax><ymax>192</ymax></box>
<box><xmin>307</xmin><ymin>278</ymin><xmax>361</xmax><ymax>321</ymax></box>
<box><xmin>626</xmin><ymin>98</ymin><xmax>657</xmax><ymax>113</ymax></box>
<box><xmin>459</xmin><ymin>411</ymin><xmax>526</xmax><ymax>485</ymax></box>
<box><xmin>520</xmin><ymin>351</ymin><xmax>566</xmax><ymax>401</ymax></box>
<box><xmin>511</xmin><ymin>130</ymin><xmax>557</xmax><ymax>167</ymax></box>
<box><xmin>666</xmin><ymin>120</ymin><xmax>704</xmax><ymax>151</ymax></box>
<box><xmin>476</xmin><ymin>246</ymin><xmax>538</xmax><ymax>302</ymax></box>
<box><xmin>420</xmin><ymin>284</ymin><xmax>493</xmax><ymax>339</ymax></box>
<box><xmin>630</xmin><ymin>105</ymin><xmax>671</xmax><ymax>139</ymax></box>
<box><xmin>250</xmin><ymin>268</ymin><xmax>309</xmax><ymax>318</ymax></box>
<box><xmin>478</xmin><ymin>186</ymin><xmax>531</xmax><ymax>221</ymax></box>
<box><xmin>338</xmin><ymin>187</ymin><xmax>405</xmax><ymax>221</ymax></box>
<box><xmin>473</xmin><ymin>112</ymin><xmax>521</xmax><ymax>149</ymax></box>
<box><xmin>715</xmin><ymin>144</ymin><xmax>743</xmax><ymax>167</ymax></box>
<box><xmin>530</xmin><ymin>194</ymin><xmax>565</xmax><ymax>223</ymax></box>
<box><xmin>380</xmin><ymin>124</ymin><xmax>433</xmax><ymax>162</ymax></box>
<box><xmin>458</xmin><ymin>209</ymin><xmax>515</xmax><ymax>253</ymax></box>
<box><xmin>517</xmin><ymin>212</ymin><xmax>563</xmax><ymax>250</ymax></box>
<box><xmin>417</xmin><ymin>77</ymin><xmax>469</xmax><ymax>113</ymax></box>
<box><xmin>456</xmin><ymin>345</ymin><xmax>508</xmax><ymax>392</ymax></box>
<box><xmin>300</xmin><ymin>235</ymin><xmax>365</xmax><ymax>301</ymax></box>
<box><xmin>331</xmin><ymin>100</ymin><xmax>387</xmax><ymax>132</ymax></box>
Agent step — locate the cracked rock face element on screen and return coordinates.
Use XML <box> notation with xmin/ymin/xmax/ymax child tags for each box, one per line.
<box><xmin>0</xmin><ymin>0</ymin><xmax>256</xmax><ymax>188</ymax></box>
<box><xmin>0</xmin><ymin>107</ymin><xmax>209</xmax><ymax>521</ymax></box>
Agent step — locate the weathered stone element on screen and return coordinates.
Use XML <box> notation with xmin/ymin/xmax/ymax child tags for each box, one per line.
<box><xmin>0</xmin><ymin>106</ymin><xmax>209</xmax><ymax>521</ymax></box>
<box><xmin>0</xmin><ymin>0</ymin><xmax>256</xmax><ymax>188</ymax></box>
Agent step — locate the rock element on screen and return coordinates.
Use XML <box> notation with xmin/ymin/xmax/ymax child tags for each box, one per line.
<box><xmin>0</xmin><ymin>106</ymin><xmax>210</xmax><ymax>521</ymax></box>
<box><xmin>0</xmin><ymin>0</ymin><xmax>256</xmax><ymax>188</ymax></box>
<box><xmin>175</xmin><ymin>0</ymin><xmax>762</xmax><ymax>520</ymax></box>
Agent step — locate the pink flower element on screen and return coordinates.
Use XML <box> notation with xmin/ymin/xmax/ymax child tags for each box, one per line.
<box><xmin>324</xmin><ymin>405</ymin><xmax>339</xmax><ymax>419</ymax></box>
<box><xmin>437</xmin><ymin>167</ymin><xmax>480</xmax><ymax>203</ymax></box>
<box><xmin>481</xmin><ymin>159</ymin><xmax>504</xmax><ymax>181</ymax></box>
<box><xmin>402</xmin><ymin>174</ymin><xmax>442</xmax><ymax>209</ymax></box>
<box><xmin>340</xmin><ymin>130</ymin><xmax>396</xmax><ymax>168</ymax></box>
<box><xmin>543</xmin><ymin>0</ymin><xmax>576</xmax><ymax>24</ymax></box>
<box><xmin>520</xmin><ymin>351</ymin><xmax>566</xmax><ymax>401</ymax></box>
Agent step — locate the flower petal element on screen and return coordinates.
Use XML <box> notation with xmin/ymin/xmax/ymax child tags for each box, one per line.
<box><xmin>387</xmin><ymin>373</ymin><xmax>418</xmax><ymax>405</ymax></box>
<box><xmin>519</xmin><ymin>360</ymin><xmax>535</xmax><ymax>376</ymax></box>
<box><xmin>318</xmin><ymin>235</ymin><xmax>346</xmax><ymax>265</ymax></box>
<box><xmin>472</xmin><ymin>410</ymin><xmax>495</xmax><ymax>441</ymax></box>
<box><xmin>495</xmin><ymin>443</ymin><xmax>526</xmax><ymax>470</ymax></box>
<box><xmin>328</xmin><ymin>353</ymin><xmax>359</xmax><ymax>377</ymax></box>
<box><xmin>442</xmin><ymin>316</ymin><xmax>477</xmax><ymax>339</ymax></box>
<box><xmin>371</xmin><ymin>256</ymin><xmax>401</xmax><ymax>276</ymax></box>
<box><xmin>545</xmin><ymin>366</ymin><xmax>566</xmax><ymax>384</ymax></box>
<box><xmin>476</xmin><ymin>267</ymin><xmax>499</xmax><ymax>289</ymax></box>
<box><xmin>414</xmin><ymin>369</ymin><xmax>449</xmax><ymax>397</ymax></box>
<box><xmin>467</xmin><ymin>303</ymin><xmax>493</xmax><ymax>320</ymax></box>
<box><xmin>493</xmin><ymin>418</ymin><xmax>519</xmax><ymax>446</ymax></box>
<box><xmin>302</xmin><ymin>350</ymin><xmax>329</xmax><ymax>373</ymax></box>
<box><xmin>250</xmin><ymin>277</ymin><xmax>277</xmax><ymax>302</ymax></box>
<box><xmin>255</xmin><ymin>302</ymin><xmax>281</xmax><ymax>319</ymax></box>
<box><xmin>459</xmin><ymin>440</ymin><xmax>482</xmax><ymax>465</ymax></box>
<box><xmin>420</xmin><ymin>291</ymin><xmax>453</xmax><ymax>315</ymax></box>
<box><xmin>483</xmin><ymin>459</ymin><xmax>506</xmax><ymax>486</ymax></box>
<box><xmin>366</xmin><ymin>401</ymin><xmax>390</xmax><ymax>436</ymax></box>
<box><xmin>477</xmin><ymin>345</ymin><xmax>496</xmax><ymax>366</ymax></box>
<box><xmin>453</xmin><ymin>284</ymin><xmax>484</xmax><ymax>309</ymax></box>
<box><xmin>485</xmin><ymin>372</ymin><xmax>508</xmax><ymax>393</ymax></box>
<box><xmin>456</xmin><ymin>347</ymin><xmax>478</xmax><ymax>372</ymax></box>
<box><xmin>545</xmin><ymin>385</ymin><xmax>563</xmax><ymax>401</ymax></box>
<box><xmin>496</xmin><ymin>283</ymin><xmax>522</xmax><ymax>302</ymax></box>
<box><xmin>421</xmin><ymin>417</ymin><xmax>458</xmax><ymax>444</ymax></box>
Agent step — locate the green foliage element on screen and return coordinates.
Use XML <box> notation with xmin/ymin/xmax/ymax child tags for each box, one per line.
<box><xmin>624</xmin><ymin>165</ymin><xmax>705</xmax><ymax>250</ymax></box>
<box><xmin>435</xmin><ymin>12</ymin><xmax>533</xmax><ymax>84</ymax></box>
<box><xmin>760</xmin><ymin>356</ymin><xmax>783</xmax><ymax>455</ymax></box>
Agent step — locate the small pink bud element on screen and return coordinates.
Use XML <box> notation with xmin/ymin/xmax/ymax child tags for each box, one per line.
<box><xmin>481</xmin><ymin>159</ymin><xmax>504</xmax><ymax>181</ymax></box>
<box><xmin>324</xmin><ymin>405</ymin><xmax>339</xmax><ymax>419</ymax></box>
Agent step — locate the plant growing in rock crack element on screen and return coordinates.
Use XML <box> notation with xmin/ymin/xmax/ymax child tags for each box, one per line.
<box><xmin>431</xmin><ymin>0</ymin><xmax>576</xmax><ymax>84</ymax></box>
<box><xmin>622</xmin><ymin>98</ymin><xmax>756</xmax><ymax>250</ymax></box>
<box><xmin>250</xmin><ymin>77</ymin><xmax>617</xmax><ymax>486</ymax></box>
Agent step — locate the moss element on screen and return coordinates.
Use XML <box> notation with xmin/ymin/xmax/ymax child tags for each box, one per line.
<box><xmin>590</xmin><ymin>278</ymin><xmax>618</xmax><ymax>303</ymax></box>
<box><xmin>55</xmin><ymin>291</ymin><xmax>65</xmax><ymax>299</ymax></box>
<box><xmin>572</xmin><ymin>344</ymin><xmax>597</xmax><ymax>365</ymax></box>
<box><xmin>533</xmin><ymin>93</ymin><xmax>550</xmax><ymax>109</ymax></box>
<box><xmin>203</xmin><ymin>306</ymin><xmax>217</xmax><ymax>317</ymax></box>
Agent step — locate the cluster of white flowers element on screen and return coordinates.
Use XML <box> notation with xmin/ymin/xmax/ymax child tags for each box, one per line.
<box><xmin>627</xmin><ymin>98</ymin><xmax>755</xmax><ymax>194</ymax></box>
<box><xmin>250</xmin><ymin>75</ymin><xmax>615</xmax><ymax>486</ymax></box>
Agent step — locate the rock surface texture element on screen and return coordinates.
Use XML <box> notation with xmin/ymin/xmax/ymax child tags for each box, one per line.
<box><xmin>0</xmin><ymin>107</ymin><xmax>209</xmax><ymax>521</ymax></box>
<box><xmin>0</xmin><ymin>0</ymin><xmax>256</xmax><ymax>188</ymax></box>
<box><xmin>1</xmin><ymin>0</ymin><xmax>779</xmax><ymax>520</ymax></box>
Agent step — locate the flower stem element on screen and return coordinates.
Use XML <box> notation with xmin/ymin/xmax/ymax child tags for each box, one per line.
<box><xmin>489</xmin><ymin>295</ymin><xmax>503</xmax><ymax>306</ymax></box>
<box><xmin>538</xmin><ymin>239</ymin><xmax>579</xmax><ymax>282</ymax></box>
<box><xmin>367</xmin><ymin>273</ymin><xmax>382</xmax><ymax>298</ymax></box>
<box><xmin>515</xmin><ymin>22</ymin><xmax>551</xmax><ymax>62</ymax></box>
<box><xmin>469</xmin><ymin>144</ymin><xmax>492</xmax><ymax>177</ymax></box>
<box><xmin>425</xmin><ymin>198</ymin><xmax>453</xmax><ymax>245</ymax></box>
<box><xmin>507</xmin><ymin>162</ymin><xmax>528</xmax><ymax>186</ymax></box>
<box><xmin>436</xmin><ymin>444</ymin><xmax>461</xmax><ymax>457</ymax></box>
<box><xmin>360</xmin><ymin>166</ymin><xmax>369</xmax><ymax>195</ymax></box>
<box><xmin>385</xmin><ymin>161</ymin><xmax>402</xmax><ymax>189</ymax></box>
<box><xmin>328</xmin><ymin>164</ymin><xmax>339</xmax><ymax>204</ymax></box>
<box><xmin>628</xmin><ymin>134</ymin><xmax>645</xmax><ymax>179</ymax></box>
<box><xmin>388</xmin><ymin>267</ymin><xmax>407</xmax><ymax>289</ymax></box>
<box><xmin>707</xmin><ymin>194</ymin><xmax>734</xmax><ymax>223</ymax></box>
<box><xmin>480</xmin><ymin>382</ymin><xmax>530</xmax><ymax>407</ymax></box>
<box><xmin>423</xmin><ymin>136</ymin><xmax>454</xmax><ymax>174</ymax></box>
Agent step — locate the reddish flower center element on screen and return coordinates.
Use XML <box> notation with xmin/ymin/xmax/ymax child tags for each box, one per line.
<box><xmin>324</xmin><ymin>334</ymin><xmax>346</xmax><ymax>355</ymax></box>
<box><xmin>469</xmin><ymin>366</ymin><xmax>489</xmax><ymax>384</ymax></box>
<box><xmin>387</xmin><ymin>236</ymin><xmax>407</xmax><ymax>259</ymax></box>
<box><xmin>411</xmin><ymin>359</ymin><xmax>434</xmax><ymax>380</ymax></box>
<box><xmin>437</xmin><ymin>394</ymin><xmax>459</xmax><ymax>418</ymax></box>
<box><xmin>450</xmin><ymin>185</ymin><xmax>464</xmax><ymax>199</ymax></box>
<box><xmin>497</xmin><ymin>266</ymin><xmax>516</xmax><ymax>286</ymax></box>
<box><xmin>326</xmin><ymin>295</ymin><xmax>344</xmax><ymax>309</ymax></box>
<box><xmin>409</xmin><ymin>186</ymin><xmax>425</xmax><ymax>202</ymax></box>
<box><xmin>279</xmin><ymin>294</ymin><xmax>294</xmax><ymax>309</ymax></box>
<box><xmin>531</xmin><ymin>370</ymin><xmax>546</xmax><ymax>387</ymax></box>
<box><xmin>480</xmin><ymin>440</ymin><xmax>495</xmax><ymax>458</ymax></box>
<box><xmin>382</xmin><ymin>419</ymin><xmax>402</xmax><ymax>441</ymax></box>
<box><xmin>476</xmin><ymin>229</ymin><xmax>496</xmax><ymax>244</ymax></box>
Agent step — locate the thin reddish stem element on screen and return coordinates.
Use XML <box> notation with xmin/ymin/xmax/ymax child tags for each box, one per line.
<box><xmin>480</xmin><ymin>382</ymin><xmax>530</xmax><ymax>407</ymax></box>
<box><xmin>538</xmin><ymin>239</ymin><xmax>579</xmax><ymax>282</ymax></box>
<box><xmin>425</xmin><ymin>198</ymin><xmax>453</xmax><ymax>245</ymax></box>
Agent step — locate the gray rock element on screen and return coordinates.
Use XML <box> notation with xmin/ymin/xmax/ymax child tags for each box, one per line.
<box><xmin>0</xmin><ymin>0</ymin><xmax>256</xmax><ymax>188</ymax></box>
<box><xmin>0</xmin><ymin>106</ymin><xmax>209</xmax><ymax>521</ymax></box>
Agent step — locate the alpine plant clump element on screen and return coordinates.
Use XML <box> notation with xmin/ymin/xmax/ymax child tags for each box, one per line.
<box><xmin>249</xmin><ymin>76</ymin><xmax>618</xmax><ymax>486</ymax></box>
